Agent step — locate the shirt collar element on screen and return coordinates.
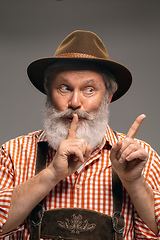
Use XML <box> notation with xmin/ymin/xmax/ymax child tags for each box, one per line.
<box><xmin>101</xmin><ymin>125</ymin><xmax>118</xmax><ymax>150</ymax></box>
<box><xmin>37</xmin><ymin>130</ymin><xmax>48</xmax><ymax>143</ymax></box>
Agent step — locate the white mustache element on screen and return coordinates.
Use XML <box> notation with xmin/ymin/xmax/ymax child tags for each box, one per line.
<box><xmin>52</xmin><ymin>108</ymin><xmax>93</xmax><ymax>121</ymax></box>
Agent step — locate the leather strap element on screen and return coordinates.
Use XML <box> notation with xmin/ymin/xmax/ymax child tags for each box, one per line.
<box><xmin>112</xmin><ymin>168</ymin><xmax>124</xmax><ymax>240</ymax></box>
<box><xmin>29</xmin><ymin>142</ymin><xmax>48</xmax><ymax>240</ymax></box>
<box><xmin>35</xmin><ymin>142</ymin><xmax>48</xmax><ymax>175</ymax></box>
<box><xmin>112</xmin><ymin>131</ymin><xmax>124</xmax><ymax>240</ymax></box>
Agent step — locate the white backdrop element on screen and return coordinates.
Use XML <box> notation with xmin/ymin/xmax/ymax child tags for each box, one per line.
<box><xmin>0</xmin><ymin>0</ymin><xmax>160</xmax><ymax>153</ymax></box>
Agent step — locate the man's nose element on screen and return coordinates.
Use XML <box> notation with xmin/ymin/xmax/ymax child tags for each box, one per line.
<box><xmin>68</xmin><ymin>91</ymin><xmax>82</xmax><ymax>109</ymax></box>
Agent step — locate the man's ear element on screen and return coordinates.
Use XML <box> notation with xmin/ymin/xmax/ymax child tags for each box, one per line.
<box><xmin>107</xmin><ymin>93</ymin><xmax>113</xmax><ymax>105</ymax></box>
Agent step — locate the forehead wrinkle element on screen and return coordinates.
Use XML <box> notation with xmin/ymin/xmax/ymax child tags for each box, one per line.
<box><xmin>52</xmin><ymin>70</ymin><xmax>105</xmax><ymax>88</ymax></box>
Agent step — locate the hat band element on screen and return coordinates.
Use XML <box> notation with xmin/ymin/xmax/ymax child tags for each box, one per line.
<box><xmin>57</xmin><ymin>52</ymin><xmax>97</xmax><ymax>59</ymax></box>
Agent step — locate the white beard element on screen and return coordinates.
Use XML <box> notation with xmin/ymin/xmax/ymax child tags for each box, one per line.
<box><xmin>44</xmin><ymin>95</ymin><xmax>109</xmax><ymax>152</ymax></box>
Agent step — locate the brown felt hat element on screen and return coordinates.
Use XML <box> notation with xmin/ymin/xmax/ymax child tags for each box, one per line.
<box><xmin>27</xmin><ymin>30</ymin><xmax>132</xmax><ymax>102</ymax></box>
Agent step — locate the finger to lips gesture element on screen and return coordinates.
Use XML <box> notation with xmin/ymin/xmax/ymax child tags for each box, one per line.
<box><xmin>66</xmin><ymin>114</ymin><xmax>91</xmax><ymax>163</ymax></box>
<box><xmin>52</xmin><ymin>114</ymin><xmax>91</xmax><ymax>179</ymax></box>
<box><xmin>67</xmin><ymin>114</ymin><xmax>79</xmax><ymax>139</ymax></box>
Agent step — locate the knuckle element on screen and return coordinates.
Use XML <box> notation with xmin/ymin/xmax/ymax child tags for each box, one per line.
<box><xmin>136</xmin><ymin>149</ymin><xmax>148</xmax><ymax>160</ymax></box>
<box><xmin>125</xmin><ymin>137</ymin><xmax>133</xmax><ymax>144</ymax></box>
<box><xmin>59</xmin><ymin>141</ymin><xmax>65</xmax><ymax>149</ymax></box>
<box><xmin>78</xmin><ymin>138</ymin><xmax>86</xmax><ymax>146</ymax></box>
<box><xmin>129</xmin><ymin>143</ymin><xmax>137</xmax><ymax>152</ymax></box>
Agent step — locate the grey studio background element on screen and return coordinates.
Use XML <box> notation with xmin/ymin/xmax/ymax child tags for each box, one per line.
<box><xmin>0</xmin><ymin>0</ymin><xmax>160</xmax><ymax>154</ymax></box>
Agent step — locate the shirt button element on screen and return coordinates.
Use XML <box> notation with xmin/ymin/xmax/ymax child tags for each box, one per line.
<box><xmin>75</xmin><ymin>184</ymin><xmax>81</xmax><ymax>189</ymax></box>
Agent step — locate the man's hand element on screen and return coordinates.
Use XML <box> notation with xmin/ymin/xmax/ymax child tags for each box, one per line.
<box><xmin>110</xmin><ymin>114</ymin><xmax>149</xmax><ymax>183</ymax></box>
<box><xmin>50</xmin><ymin>114</ymin><xmax>91</xmax><ymax>181</ymax></box>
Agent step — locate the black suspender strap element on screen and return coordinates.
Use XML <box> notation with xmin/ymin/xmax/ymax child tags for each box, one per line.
<box><xmin>29</xmin><ymin>142</ymin><xmax>48</xmax><ymax>240</ymax></box>
<box><xmin>112</xmin><ymin>168</ymin><xmax>124</xmax><ymax>240</ymax></box>
<box><xmin>35</xmin><ymin>142</ymin><xmax>48</xmax><ymax>175</ymax></box>
<box><xmin>112</xmin><ymin>131</ymin><xmax>125</xmax><ymax>240</ymax></box>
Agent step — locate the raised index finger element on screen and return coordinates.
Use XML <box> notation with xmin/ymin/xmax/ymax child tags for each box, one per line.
<box><xmin>67</xmin><ymin>114</ymin><xmax>78</xmax><ymax>139</ymax></box>
<box><xmin>126</xmin><ymin>114</ymin><xmax>146</xmax><ymax>139</ymax></box>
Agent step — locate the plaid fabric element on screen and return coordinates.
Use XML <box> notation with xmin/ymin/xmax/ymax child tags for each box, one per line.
<box><xmin>0</xmin><ymin>125</ymin><xmax>160</xmax><ymax>239</ymax></box>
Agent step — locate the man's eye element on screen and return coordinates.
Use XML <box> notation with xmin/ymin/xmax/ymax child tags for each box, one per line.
<box><xmin>59</xmin><ymin>86</ymin><xmax>70</xmax><ymax>92</ymax></box>
<box><xmin>84</xmin><ymin>88</ymin><xmax>94</xmax><ymax>94</ymax></box>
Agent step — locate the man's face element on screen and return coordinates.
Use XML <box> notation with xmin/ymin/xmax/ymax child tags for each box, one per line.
<box><xmin>44</xmin><ymin>70</ymin><xmax>113</xmax><ymax>152</ymax></box>
<box><xmin>50</xmin><ymin>70</ymin><xmax>110</xmax><ymax>119</ymax></box>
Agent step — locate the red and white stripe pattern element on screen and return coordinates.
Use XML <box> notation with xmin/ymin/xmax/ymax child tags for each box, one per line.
<box><xmin>0</xmin><ymin>125</ymin><xmax>160</xmax><ymax>239</ymax></box>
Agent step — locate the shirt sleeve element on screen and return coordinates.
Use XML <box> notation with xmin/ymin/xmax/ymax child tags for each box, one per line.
<box><xmin>0</xmin><ymin>145</ymin><xmax>15</xmax><ymax>234</ymax></box>
<box><xmin>0</xmin><ymin>133</ymin><xmax>37</xmax><ymax>238</ymax></box>
<box><xmin>0</xmin><ymin>143</ymin><xmax>26</xmax><ymax>237</ymax></box>
<box><xmin>134</xmin><ymin>142</ymin><xmax>160</xmax><ymax>239</ymax></box>
<box><xmin>134</xmin><ymin>190</ymin><xmax>160</xmax><ymax>239</ymax></box>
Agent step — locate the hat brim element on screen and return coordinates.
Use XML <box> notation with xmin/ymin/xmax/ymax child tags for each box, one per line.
<box><xmin>27</xmin><ymin>57</ymin><xmax>132</xmax><ymax>102</ymax></box>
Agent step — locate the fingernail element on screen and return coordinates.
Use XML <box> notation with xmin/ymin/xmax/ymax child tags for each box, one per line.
<box><xmin>119</xmin><ymin>158</ymin><xmax>124</xmax><ymax>164</ymax></box>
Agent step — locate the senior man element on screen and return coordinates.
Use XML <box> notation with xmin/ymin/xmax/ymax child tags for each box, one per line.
<box><xmin>0</xmin><ymin>30</ymin><xmax>160</xmax><ymax>240</ymax></box>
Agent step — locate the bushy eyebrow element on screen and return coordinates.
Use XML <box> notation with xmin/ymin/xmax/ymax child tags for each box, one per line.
<box><xmin>84</xmin><ymin>79</ymin><xmax>96</xmax><ymax>85</ymax></box>
<box><xmin>57</xmin><ymin>77</ymin><xmax>97</xmax><ymax>86</ymax></box>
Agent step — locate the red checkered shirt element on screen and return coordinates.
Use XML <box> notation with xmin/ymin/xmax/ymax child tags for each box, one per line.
<box><xmin>0</xmin><ymin>125</ymin><xmax>160</xmax><ymax>239</ymax></box>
